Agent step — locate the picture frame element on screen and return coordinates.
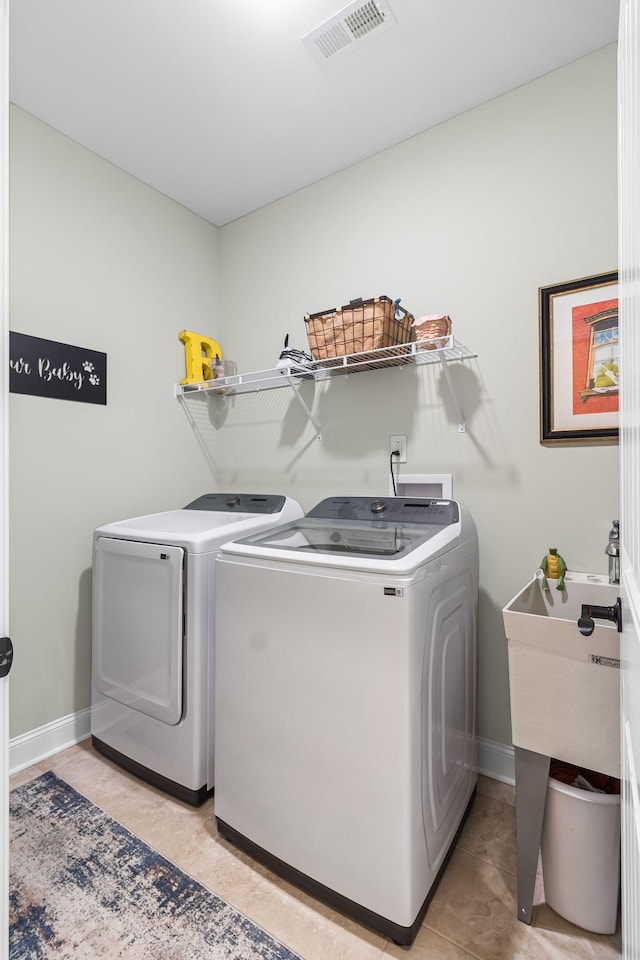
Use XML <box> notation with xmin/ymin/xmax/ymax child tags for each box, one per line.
<box><xmin>539</xmin><ymin>271</ymin><xmax>619</xmax><ymax>444</ymax></box>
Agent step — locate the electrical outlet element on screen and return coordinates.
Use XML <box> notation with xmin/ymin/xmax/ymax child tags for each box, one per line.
<box><xmin>390</xmin><ymin>434</ymin><xmax>407</xmax><ymax>463</ymax></box>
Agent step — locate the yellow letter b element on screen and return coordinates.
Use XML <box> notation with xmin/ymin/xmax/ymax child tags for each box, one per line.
<box><xmin>178</xmin><ymin>330</ymin><xmax>223</xmax><ymax>385</ymax></box>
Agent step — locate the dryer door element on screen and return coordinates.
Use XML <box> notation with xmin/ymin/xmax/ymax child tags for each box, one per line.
<box><xmin>93</xmin><ymin>537</ymin><xmax>184</xmax><ymax>724</ymax></box>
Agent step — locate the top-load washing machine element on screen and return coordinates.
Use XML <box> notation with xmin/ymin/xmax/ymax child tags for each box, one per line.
<box><xmin>91</xmin><ymin>492</ymin><xmax>303</xmax><ymax>805</ymax></box>
<box><xmin>214</xmin><ymin>496</ymin><xmax>478</xmax><ymax>945</ymax></box>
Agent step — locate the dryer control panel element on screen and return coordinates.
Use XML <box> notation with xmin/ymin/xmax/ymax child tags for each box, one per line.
<box><xmin>306</xmin><ymin>497</ymin><xmax>459</xmax><ymax>526</ymax></box>
<box><xmin>184</xmin><ymin>493</ymin><xmax>287</xmax><ymax>514</ymax></box>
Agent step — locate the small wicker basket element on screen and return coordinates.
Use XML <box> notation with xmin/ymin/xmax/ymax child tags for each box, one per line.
<box><xmin>412</xmin><ymin>314</ymin><xmax>452</xmax><ymax>350</ymax></box>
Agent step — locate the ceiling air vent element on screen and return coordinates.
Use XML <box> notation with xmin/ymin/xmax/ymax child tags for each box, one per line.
<box><xmin>302</xmin><ymin>0</ymin><xmax>397</xmax><ymax>66</ymax></box>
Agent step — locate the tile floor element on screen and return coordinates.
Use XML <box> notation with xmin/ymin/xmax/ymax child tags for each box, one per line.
<box><xmin>10</xmin><ymin>741</ymin><xmax>622</xmax><ymax>960</ymax></box>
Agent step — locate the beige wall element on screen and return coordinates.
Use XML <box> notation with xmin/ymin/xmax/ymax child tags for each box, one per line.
<box><xmin>8</xmin><ymin>43</ymin><xmax>618</xmax><ymax>750</ymax></box>
<box><xmin>9</xmin><ymin>106</ymin><xmax>219</xmax><ymax>737</ymax></box>
<box><xmin>215</xmin><ymin>44</ymin><xmax>619</xmax><ymax>746</ymax></box>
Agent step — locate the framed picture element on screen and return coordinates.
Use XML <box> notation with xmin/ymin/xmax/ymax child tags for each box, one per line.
<box><xmin>539</xmin><ymin>271</ymin><xmax>618</xmax><ymax>444</ymax></box>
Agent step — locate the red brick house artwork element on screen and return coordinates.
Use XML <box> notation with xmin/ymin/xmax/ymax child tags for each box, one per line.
<box><xmin>571</xmin><ymin>297</ymin><xmax>619</xmax><ymax>416</ymax></box>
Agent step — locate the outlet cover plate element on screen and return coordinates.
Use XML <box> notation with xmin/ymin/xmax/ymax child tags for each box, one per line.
<box><xmin>390</xmin><ymin>434</ymin><xmax>407</xmax><ymax>463</ymax></box>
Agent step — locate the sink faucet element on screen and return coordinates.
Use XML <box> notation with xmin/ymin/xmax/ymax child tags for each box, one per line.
<box><xmin>605</xmin><ymin>520</ymin><xmax>620</xmax><ymax>585</ymax></box>
<box><xmin>578</xmin><ymin>597</ymin><xmax>622</xmax><ymax>635</ymax></box>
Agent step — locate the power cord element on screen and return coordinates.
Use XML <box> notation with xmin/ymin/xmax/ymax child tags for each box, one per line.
<box><xmin>389</xmin><ymin>450</ymin><xmax>399</xmax><ymax>496</ymax></box>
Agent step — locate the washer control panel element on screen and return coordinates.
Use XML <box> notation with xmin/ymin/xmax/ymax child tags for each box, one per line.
<box><xmin>307</xmin><ymin>497</ymin><xmax>459</xmax><ymax>525</ymax></box>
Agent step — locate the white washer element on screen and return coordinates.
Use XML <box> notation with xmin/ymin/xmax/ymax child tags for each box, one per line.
<box><xmin>91</xmin><ymin>493</ymin><xmax>303</xmax><ymax>805</ymax></box>
<box><xmin>214</xmin><ymin>496</ymin><xmax>479</xmax><ymax>945</ymax></box>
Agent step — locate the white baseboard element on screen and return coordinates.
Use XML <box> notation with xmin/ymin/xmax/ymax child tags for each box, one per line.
<box><xmin>9</xmin><ymin>707</ymin><xmax>92</xmax><ymax>776</ymax></box>
<box><xmin>11</xmin><ymin>709</ymin><xmax>517</xmax><ymax>788</ymax></box>
<box><xmin>478</xmin><ymin>735</ymin><xmax>515</xmax><ymax>785</ymax></box>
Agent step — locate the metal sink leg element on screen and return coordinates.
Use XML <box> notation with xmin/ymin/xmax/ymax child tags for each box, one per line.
<box><xmin>514</xmin><ymin>746</ymin><xmax>550</xmax><ymax>924</ymax></box>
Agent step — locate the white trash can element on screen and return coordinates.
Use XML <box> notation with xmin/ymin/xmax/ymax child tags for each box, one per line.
<box><xmin>541</xmin><ymin>774</ymin><xmax>620</xmax><ymax>934</ymax></box>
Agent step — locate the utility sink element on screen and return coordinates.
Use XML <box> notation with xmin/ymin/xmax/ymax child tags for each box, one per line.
<box><xmin>503</xmin><ymin>572</ymin><xmax>620</xmax><ymax>778</ymax></box>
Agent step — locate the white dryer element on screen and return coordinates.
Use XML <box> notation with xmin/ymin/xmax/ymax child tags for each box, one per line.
<box><xmin>91</xmin><ymin>493</ymin><xmax>303</xmax><ymax>805</ymax></box>
<box><xmin>214</xmin><ymin>496</ymin><xmax>478</xmax><ymax>945</ymax></box>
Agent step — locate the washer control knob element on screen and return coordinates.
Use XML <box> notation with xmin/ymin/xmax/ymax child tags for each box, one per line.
<box><xmin>226</xmin><ymin>496</ymin><xmax>241</xmax><ymax>507</ymax></box>
<box><xmin>370</xmin><ymin>499</ymin><xmax>388</xmax><ymax>514</ymax></box>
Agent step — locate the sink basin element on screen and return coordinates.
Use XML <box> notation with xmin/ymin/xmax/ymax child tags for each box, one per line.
<box><xmin>502</xmin><ymin>572</ymin><xmax>620</xmax><ymax>778</ymax></box>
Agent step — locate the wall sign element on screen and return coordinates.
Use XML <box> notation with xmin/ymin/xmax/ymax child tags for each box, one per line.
<box><xmin>9</xmin><ymin>332</ymin><xmax>107</xmax><ymax>405</ymax></box>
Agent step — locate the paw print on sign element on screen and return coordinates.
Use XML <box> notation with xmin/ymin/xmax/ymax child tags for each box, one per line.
<box><xmin>83</xmin><ymin>360</ymin><xmax>100</xmax><ymax>387</ymax></box>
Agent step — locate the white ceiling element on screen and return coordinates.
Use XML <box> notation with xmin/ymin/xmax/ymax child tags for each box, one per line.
<box><xmin>9</xmin><ymin>0</ymin><xmax>619</xmax><ymax>227</ymax></box>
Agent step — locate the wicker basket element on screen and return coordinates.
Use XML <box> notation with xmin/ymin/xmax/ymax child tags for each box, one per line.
<box><xmin>304</xmin><ymin>296</ymin><xmax>414</xmax><ymax>367</ymax></box>
<box><xmin>412</xmin><ymin>314</ymin><xmax>452</xmax><ymax>350</ymax></box>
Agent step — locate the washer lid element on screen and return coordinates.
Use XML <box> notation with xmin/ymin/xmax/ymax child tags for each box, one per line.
<box><xmin>224</xmin><ymin>498</ymin><xmax>461</xmax><ymax>567</ymax></box>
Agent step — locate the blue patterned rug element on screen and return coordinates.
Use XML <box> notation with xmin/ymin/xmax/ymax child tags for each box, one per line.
<box><xmin>10</xmin><ymin>772</ymin><xmax>303</xmax><ymax>959</ymax></box>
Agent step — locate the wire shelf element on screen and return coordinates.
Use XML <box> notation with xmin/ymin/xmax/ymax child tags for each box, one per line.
<box><xmin>175</xmin><ymin>336</ymin><xmax>477</xmax><ymax>399</ymax></box>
